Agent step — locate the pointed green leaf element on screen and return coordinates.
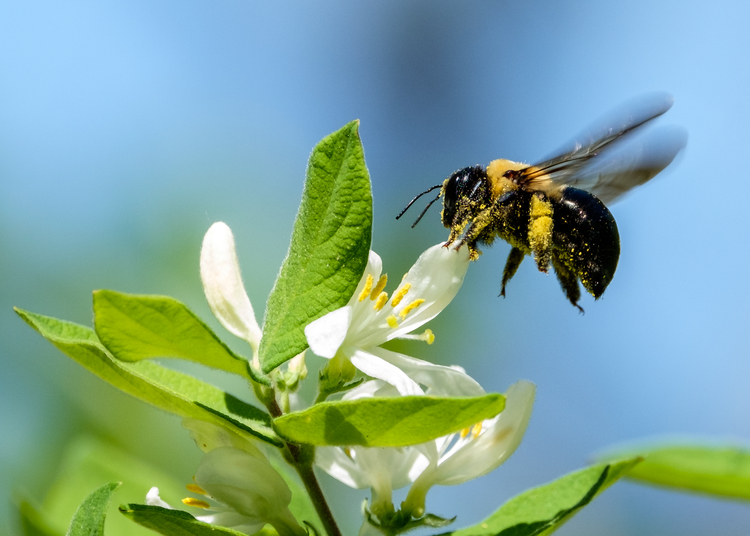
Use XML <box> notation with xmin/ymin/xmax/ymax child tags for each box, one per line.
<box><xmin>39</xmin><ymin>436</ymin><xmax>187</xmax><ymax>536</ymax></box>
<box><xmin>93</xmin><ymin>290</ymin><xmax>265</xmax><ymax>383</ymax></box>
<box><xmin>598</xmin><ymin>442</ymin><xmax>750</xmax><ymax>500</ymax></box>
<box><xmin>259</xmin><ymin>120</ymin><xmax>372</xmax><ymax>373</ymax></box>
<box><xmin>15</xmin><ymin>308</ymin><xmax>282</xmax><ymax>447</ymax></box>
<box><xmin>440</xmin><ymin>458</ymin><xmax>641</xmax><ymax>536</ymax></box>
<box><xmin>119</xmin><ymin>504</ymin><xmax>249</xmax><ymax>536</ymax></box>
<box><xmin>273</xmin><ymin>394</ymin><xmax>505</xmax><ymax>447</ymax></box>
<box><xmin>66</xmin><ymin>482</ymin><xmax>120</xmax><ymax>536</ymax></box>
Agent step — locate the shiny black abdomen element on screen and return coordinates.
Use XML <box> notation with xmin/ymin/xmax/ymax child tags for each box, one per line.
<box><xmin>552</xmin><ymin>187</ymin><xmax>620</xmax><ymax>298</ymax></box>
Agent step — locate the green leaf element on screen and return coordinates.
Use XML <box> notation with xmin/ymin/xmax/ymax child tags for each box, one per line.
<box><xmin>273</xmin><ymin>394</ymin><xmax>505</xmax><ymax>447</ymax></box>
<box><xmin>39</xmin><ymin>436</ymin><xmax>187</xmax><ymax>536</ymax></box>
<box><xmin>259</xmin><ymin>120</ymin><xmax>372</xmax><ymax>373</ymax></box>
<box><xmin>442</xmin><ymin>458</ymin><xmax>641</xmax><ymax>536</ymax></box>
<box><xmin>15</xmin><ymin>308</ymin><xmax>282</xmax><ymax>447</ymax></box>
<box><xmin>93</xmin><ymin>290</ymin><xmax>265</xmax><ymax>383</ymax></box>
<box><xmin>66</xmin><ymin>482</ymin><xmax>120</xmax><ymax>536</ymax></box>
<box><xmin>597</xmin><ymin>441</ymin><xmax>750</xmax><ymax>500</ymax></box>
<box><xmin>119</xmin><ymin>504</ymin><xmax>249</xmax><ymax>536</ymax></box>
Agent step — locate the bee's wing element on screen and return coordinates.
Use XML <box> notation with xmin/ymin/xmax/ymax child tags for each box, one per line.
<box><xmin>518</xmin><ymin>93</ymin><xmax>684</xmax><ymax>202</ymax></box>
<box><xmin>564</xmin><ymin>125</ymin><xmax>687</xmax><ymax>204</ymax></box>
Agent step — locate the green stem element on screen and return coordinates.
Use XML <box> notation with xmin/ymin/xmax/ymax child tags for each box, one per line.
<box><xmin>265</xmin><ymin>391</ymin><xmax>342</xmax><ymax>536</ymax></box>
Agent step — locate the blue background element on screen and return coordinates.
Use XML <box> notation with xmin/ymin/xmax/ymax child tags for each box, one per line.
<box><xmin>2</xmin><ymin>1</ymin><xmax>750</xmax><ymax>534</ymax></box>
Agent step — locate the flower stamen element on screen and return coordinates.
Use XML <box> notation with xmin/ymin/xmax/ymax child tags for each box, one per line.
<box><xmin>399</xmin><ymin>298</ymin><xmax>425</xmax><ymax>319</ymax></box>
<box><xmin>183</xmin><ymin>498</ymin><xmax>211</xmax><ymax>509</ymax></box>
<box><xmin>386</xmin><ymin>315</ymin><xmax>399</xmax><ymax>328</ymax></box>
<box><xmin>370</xmin><ymin>274</ymin><xmax>388</xmax><ymax>300</ymax></box>
<box><xmin>390</xmin><ymin>283</ymin><xmax>411</xmax><ymax>307</ymax></box>
<box><xmin>358</xmin><ymin>274</ymin><xmax>375</xmax><ymax>302</ymax></box>
<box><xmin>373</xmin><ymin>292</ymin><xmax>389</xmax><ymax>311</ymax></box>
<box><xmin>186</xmin><ymin>483</ymin><xmax>207</xmax><ymax>495</ymax></box>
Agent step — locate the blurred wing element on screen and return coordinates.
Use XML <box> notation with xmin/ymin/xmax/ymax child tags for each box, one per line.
<box><xmin>515</xmin><ymin>93</ymin><xmax>679</xmax><ymax>197</ymax></box>
<box><xmin>566</xmin><ymin>125</ymin><xmax>687</xmax><ymax>204</ymax></box>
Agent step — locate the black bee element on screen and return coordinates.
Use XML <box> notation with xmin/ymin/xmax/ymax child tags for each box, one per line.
<box><xmin>397</xmin><ymin>93</ymin><xmax>686</xmax><ymax>312</ymax></box>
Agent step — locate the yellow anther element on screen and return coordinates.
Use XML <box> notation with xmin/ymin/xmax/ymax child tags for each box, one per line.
<box><xmin>399</xmin><ymin>298</ymin><xmax>425</xmax><ymax>319</ymax></box>
<box><xmin>344</xmin><ymin>447</ymin><xmax>353</xmax><ymax>458</ymax></box>
<box><xmin>358</xmin><ymin>274</ymin><xmax>374</xmax><ymax>302</ymax></box>
<box><xmin>373</xmin><ymin>292</ymin><xmax>389</xmax><ymax>311</ymax></box>
<box><xmin>386</xmin><ymin>315</ymin><xmax>399</xmax><ymax>328</ymax></box>
<box><xmin>423</xmin><ymin>329</ymin><xmax>435</xmax><ymax>345</ymax></box>
<box><xmin>460</xmin><ymin>426</ymin><xmax>471</xmax><ymax>439</ymax></box>
<box><xmin>182</xmin><ymin>498</ymin><xmax>211</xmax><ymax>509</ymax></box>
<box><xmin>471</xmin><ymin>422</ymin><xmax>483</xmax><ymax>438</ymax></box>
<box><xmin>390</xmin><ymin>283</ymin><xmax>411</xmax><ymax>307</ymax></box>
<box><xmin>186</xmin><ymin>483</ymin><xmax>206</xmax><ymax>495</ymax></box>
<box><xmin>370</xmin><ymin>274</ymin><xmax>388</xmax><ymax>300</ymax></box>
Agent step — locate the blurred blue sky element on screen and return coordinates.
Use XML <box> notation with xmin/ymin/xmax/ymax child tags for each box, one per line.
<box><xmin>2</xmin><ymin>1</ymin><xmax>750</xmax><ymax>534</ymax></box>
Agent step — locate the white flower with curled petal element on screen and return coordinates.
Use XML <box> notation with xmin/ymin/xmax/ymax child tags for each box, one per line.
<box><xmin>304</xmin><ymin>243</ymin><xmax>474</xmax><ymax>396</ymax></box>
<box><xmin>401</xmin><ymin>380</ymin><xmax>536</xmax><ymax>517</ymax></box>
<box><xmin>147</xmin><ymin>419</ymin><xmax>306</xmax><ymax>536</ymax></box>
<box><xmin>200</xmin><ymin>221</ymin><xmax>263</xmax><ymax>366</ymax></box>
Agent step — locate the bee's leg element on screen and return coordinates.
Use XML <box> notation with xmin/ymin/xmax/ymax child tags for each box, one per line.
<box><xmin>455</xmin><ymin>209</ymin><xmax>494</xmax><ymax>260</ymax></box>
<box><xmin>551</xmin><ymin>253</ymin><xmax>584</xmax><ymax>314</ymax></box>
<box><xmin>500</xmin><ymin>247</ymin><xmax>525</xmax><ymax>297</ymax></box>
<box><xmin>528</xmin><ymin>194</ymin><xmax>554</xmax><ymax>273</ymax></box>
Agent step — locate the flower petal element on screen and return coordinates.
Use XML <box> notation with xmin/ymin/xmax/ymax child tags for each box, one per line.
<box><xmin>371</xmin><ymin>350</ymin><xmax>485</xmax><ymax>398</ymax></box>
<box><xmin>388</xmin><ymin>243</ymin><xmax>471</xmax><ymax>339</ymax></box>
<box><xmin>304</xmin><ymin>306</ymin><xmax>353</xmax><ymax>358</ymax></box>
<box><xmin>348</xmin><ymin>348</ymin><xmax>422</xmax><ymax>396</ymax></box>
<box><xmin>432</xmin><ymin>380</ymin><xmax>536</xmax><ymax>486</ymax></box>
<box><xmin>145</xmin><ymin>487</ymin><xmax>172</xmax><ymax>509</ymax></box>
<box><xmin>347</xmin><ymin>251</ymin><xmax>383</xmax><ymax>307</ymax></box>
<box><xmin>195</xmin><ymin>447</ymin><xmax>293</xmax><ymax>518</ymax></box>
<box><xmin>200</xmin><ymin>222</ymin><xmax>262</xmax><ymax>350</ymax></box>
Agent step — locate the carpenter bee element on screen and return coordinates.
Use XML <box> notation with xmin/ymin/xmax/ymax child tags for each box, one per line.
<box><xmin>397</xmin><ymin>93</ymin><xmax>686</xmax><ymax>312</ymax></box>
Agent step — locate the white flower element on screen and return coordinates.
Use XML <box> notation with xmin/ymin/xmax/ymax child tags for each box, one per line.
<box><xmin>200</xmin><ymin>222</ymin><xmax>262</xmax><ymax>364</ymax></box>
<box><xmin>304</xmin><ymin>243</ymin><xmax>475</xmax><ymax>396</ymax></box>
<box><xmin>147</xmin><ymin>420</ymin><xmax>306</xmax><ymax>536</ymax></box>
<box><xmin>315</xmin><ymin>381</ymin><xmax>429</xmax><ymax>517</ymax></box>
<box><xmin>402</xmin><ymin>380</ymin><xmax>536</xmax><ymax>517</ymax></box>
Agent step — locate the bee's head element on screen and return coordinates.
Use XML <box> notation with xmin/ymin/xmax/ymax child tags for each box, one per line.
<box><xmin>441</xmin><ymin>165</ymin><xmax>491</xmax><ymax>228</ymax></box>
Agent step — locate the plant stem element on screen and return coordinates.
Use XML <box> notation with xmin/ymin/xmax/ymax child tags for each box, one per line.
<box><xmin>265</xmin><ymin>390</ymin><xmax>342</xmax><ymax>536</ymax></box>
<box><xmin>292</xmin><ymin>455</ymin><xmax>343</xmax><ymax>536</ymax></box>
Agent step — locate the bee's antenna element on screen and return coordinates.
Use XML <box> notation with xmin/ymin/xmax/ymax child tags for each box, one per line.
<box><xmin>396</xmin><ymin>184</ymin><xmax>442</xmax><ymax>221</ymax></box>
<box><xmin>410</xmin><ymin>191</ymin><xmax>442</xmax><ymax>228</ymax></box>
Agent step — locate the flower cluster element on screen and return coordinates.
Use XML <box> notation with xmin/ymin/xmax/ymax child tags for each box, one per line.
<box><xmin>157</xmin><ymin>222</ymin><xmax>535</xmax><ymax>536</ymax></box>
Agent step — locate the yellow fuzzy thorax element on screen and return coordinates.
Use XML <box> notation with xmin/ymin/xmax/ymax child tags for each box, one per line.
<box><xmin>486</xmin><ymin>158</ymin><xmax>528</xmax><ymax>199</ymax></box>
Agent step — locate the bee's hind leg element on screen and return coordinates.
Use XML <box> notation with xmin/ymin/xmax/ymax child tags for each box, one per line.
<box><xmin>500</xmin><ymin>247</ymin><xmax>525</xmax><ymax>297</ymax></box>
<box><xmin>551</xmin><ymin>253</ymin><xmax>584</xmax><ymax>314</ymax></box>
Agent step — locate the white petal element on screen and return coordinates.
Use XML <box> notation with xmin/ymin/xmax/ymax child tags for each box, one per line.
<box><xmin>388</xmin><ymin>243</ymin><xmax>471</xmax><ymax>339</ymax></box>
<box><xmin>304</xmin><ymin>306</ymin><xmax>352</xmax><ymax>358</ymax></box>
<box><xmin>315</xmin><ymin>446</ymin><xmax>372</xmax><ymax>489</ymax></box>
<box><xmin>182</xmin><ymin>418</ymin><xmax>265</xmax><ymax>459</ymax></box>
<box><xmin>200</xmin><ymin>222</ymin><xmax>262</xmax><ymax>349</ymax></box>
<box><xmin>433</xmin><ymin>380</ymin><xmax>536</xmax><ymax>485</ymax></box>
<box><xmin>145</xmin><ymin>487</ymin><xmax>172</xmax><ymax>509</ymax></box>
<box><xmin>195</xmin><ymin>447</ymin><xmax>293</xmax><ymax>516</ymax></box>
<box><xmin>347</xmin><ymin>251</ymin><xmax>383</xmax><ymax>307</ymax></box>
<box><xmin>349</xmin><ymin>348</ymin><xmax>422</xmax><ymax>396</ymax></box>
<box><xmin>373</xmin><ymin>351</ymin><xmax>485</xmax><ymax>398</ymax></box>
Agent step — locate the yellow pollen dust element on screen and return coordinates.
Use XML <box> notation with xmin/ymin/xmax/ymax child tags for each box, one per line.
<box><xmin>182</xmin><ymin>498</ymin><xmax>211</xmax><ymax>509</ymax></box>
<box><xmin>185</xmin><ymin>483</ymin><xmax>206</xmax><ymax>495</ymax></box>
<box><xmin>399</xmin><ymin>298</ymin><xmax>425</xmax><ymax>319</ymax></box>
<box><xmin>390</xmin><ymin>283</ymin><xmax>411</xmax><ymax>307</ymax></box>
<box><xmin>370</xmin><ymin>274</ymin><xmax>388</xmax><ymax>300</ymax></box>
<box><xmin>423</xmin><ymin>329</ymin><xmax>435</xmax><ymax>345</ymax></box>
<box><xmin>373</xmin><ymin>292</ymin><xmax>389</xmax><ymax>311</ymax></box>
<box><xmin>386</xmin><ymin>315</ymin><xmax>399</xmax><ymax>328</ymax></box>
<box><xmin>358</xmin><ymin>274</ymin><xmax>374</xmax><ymax>302</ymax></box>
